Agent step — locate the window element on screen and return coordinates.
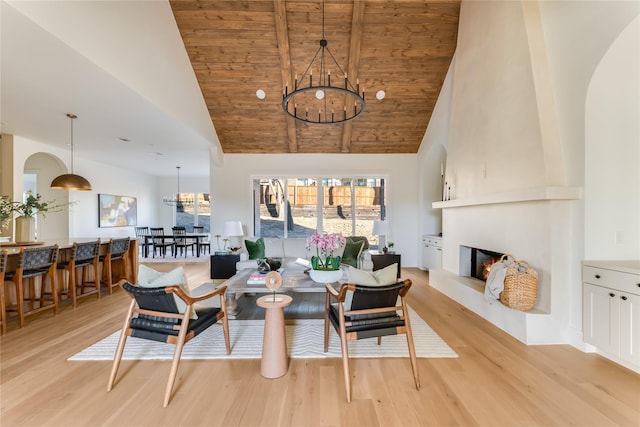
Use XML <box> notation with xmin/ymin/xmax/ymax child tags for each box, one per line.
<box><xmin>252</xmin><ymin>177</ymin><xmax>386</xmax><ymax>245</ymax></box>
<box><xmin>175</xmin><ymin>193</ymin><xmax>210</xmax><ymax>232</ymax></box>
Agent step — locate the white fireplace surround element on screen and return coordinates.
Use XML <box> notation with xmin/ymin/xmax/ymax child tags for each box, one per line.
<box><xmin>430</xmin><ymin>186</ymin><xmax>582</xmax><ymax>345</ymax></box>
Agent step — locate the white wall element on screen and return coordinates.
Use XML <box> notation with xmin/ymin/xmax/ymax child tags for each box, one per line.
<box><xmin>4</xmin><ymin>133</ymin><xmax>212</xmax><ymax>240</ymax></box>
<box><xmin>585</xmin><ymin>15</ymin><xmax>640</xmax><ymax>260</ymax></box>
<box><xmin>211</xmin><ymin>153</ymin><xmax>420</xmax><ymax>266</ymax></box>
<box><xmin>421</xmin><ymin>1</ymin><xmax>639</xmax><ymax>346</ymax></box>
<box><xmin>417</xmin><ymin>57</ymin><xmax>455</xmax><ymax>237</ymax></box>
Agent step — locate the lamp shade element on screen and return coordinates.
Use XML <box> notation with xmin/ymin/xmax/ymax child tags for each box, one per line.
<box><xmin>50</xmin><ymin>173</ymin><xmax>92</xmax><ymax>191</ymax></box>
<box><xmin>372</xmin><ymin>220</ymin><xmax>391</xmax><ymax>236</ymax></box>
<box><xmin>223</xmin><ymin>221</ymin><xmax>244</xmax><ymax>237</ymax></box>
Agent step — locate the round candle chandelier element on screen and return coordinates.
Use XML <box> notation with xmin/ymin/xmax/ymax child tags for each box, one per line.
<box><xmin>162</xmin><ymin>166</ymin><xmax>193</xmax><ymax>208</ymax></box>
<box><xmin>281</xmin><ymin>0</ymin><xmax>365</xmax><ymax>125</ymax></box>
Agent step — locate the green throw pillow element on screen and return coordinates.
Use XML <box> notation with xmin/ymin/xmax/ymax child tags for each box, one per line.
<box><xmin>341</xmin><ymin>240</ymin><xmax>364</xmax><ymax>268</ymax></box>
<box><xmin>245</xmin><ymin>237</ymin><xmax>265</xmax><ymax>260</ymax></box>
<box><xmin>347</xmin><ymin>236</ymin><xmax>369</xmax><ymax>250</ymax></box>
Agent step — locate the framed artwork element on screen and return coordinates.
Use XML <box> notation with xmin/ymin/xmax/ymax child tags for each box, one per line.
<box><xmin>98</xmin><ymin>194</ymin><xmax>137</xmax><ymax>227</ymax></box>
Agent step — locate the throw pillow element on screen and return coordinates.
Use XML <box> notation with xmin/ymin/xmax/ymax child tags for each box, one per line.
<box><xmin>137</xmin><ymin>265</ymin><xmax>197</xmax><ymax>319</ymax></box>
<box><xmin>245</xmin><ymin>237</ymin><xmax>265</xmax><ymax>260</ymax></box>
<box><xmin>348</xmin><ymin>236</ymin><xmax>370</xmax><ymax>250</ymax></box>
<box><xmin>341</xmin><ymin>239</ymin><xmax>364</xmax><ymax>268</ymax></box>
<box><xmin>345</xmin><ymin>263</ymin><xmax>398</xmax><ymax>310</ymax></box>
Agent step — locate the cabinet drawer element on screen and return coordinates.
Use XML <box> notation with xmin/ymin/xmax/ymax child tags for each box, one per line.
<box><xmin>583</xmin><ymin>266</ymin><xmax>640</xmax><ymax>296</ymax></box>
<box><xmin>422</xmin><ymin>237</ymin><xmax>442</xmax><ymax>247</ymax></box>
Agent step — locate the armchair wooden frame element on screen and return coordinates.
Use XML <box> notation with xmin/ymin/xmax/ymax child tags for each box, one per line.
<box><xmin>324</xmin><ymin>279</ymin><xmax>420</xmax><ymax>402</ymax></box>
<box><xmin>108</xmin><ymin>279</ymin><xmax>231</xmax><ymax>407</ymax></box>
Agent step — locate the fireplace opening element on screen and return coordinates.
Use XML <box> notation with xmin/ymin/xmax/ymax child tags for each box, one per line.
<box><xmin>459</xmin><ymin>246</ymin><xmax>504</xmax><ymax>282</ymax></box>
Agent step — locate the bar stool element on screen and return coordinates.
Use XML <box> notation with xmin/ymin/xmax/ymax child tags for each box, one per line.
<box><xmin>4</xmin><ymin>245</ymin><xmax>59</xmax><ymax>328</ymax></box>
<box><xmin>0</xmin><ymin>250</ymin><xmax>8</xmax><ymax>335</ymax></box>
<box><xmin>57</xmin><ymin>240</ymin><xmax>101</xmax><ymax>307</ymax></box>
<box><xmin>101</xmin><ymin>238</ymin><xmax>130</xmax><ymax>294</ymax></box>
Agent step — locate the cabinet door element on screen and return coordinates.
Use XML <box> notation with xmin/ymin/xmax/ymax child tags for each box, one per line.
<box><xmin>583</xmin><ymin>283</ymin><xmax>619</xmax><ymax>355</ymax></box>
<box><xmin>619</xmin><ymin>292</ymin><xmax>640</xmax><ymax>368</ymax></box>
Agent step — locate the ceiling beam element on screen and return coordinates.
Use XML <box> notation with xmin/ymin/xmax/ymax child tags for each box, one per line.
<box><xmin>274</xmin><ymin>0</ymin><xmax>298</xmax><ymax>153</ymax></box>
<box><xmin>341</xmin><ymin>0</ymin><xmax>365</xmax><ymax>153</ymax></box>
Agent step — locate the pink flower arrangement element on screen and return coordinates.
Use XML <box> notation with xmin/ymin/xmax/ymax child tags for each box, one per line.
<box><xmin>305</xmin><ymin>232</ymin><xmax>346</xmax><ymax>270</ymax></box>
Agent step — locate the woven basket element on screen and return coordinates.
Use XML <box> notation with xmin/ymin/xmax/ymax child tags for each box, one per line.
<box><xmin>498</xmin><ymin>254</ymin><xmax>538</xmax><ymax>311</ymax></box>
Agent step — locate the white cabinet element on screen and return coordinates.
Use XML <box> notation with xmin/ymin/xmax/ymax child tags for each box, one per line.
<box><xmin>422</xmin><ymin>235</ymin><xmax>442</xmax><ymax>270</ymax></box>
<box><xmin>583</xmin><ymin>261</ymin><xmax>640</xmax><ymax>372</ymax></box>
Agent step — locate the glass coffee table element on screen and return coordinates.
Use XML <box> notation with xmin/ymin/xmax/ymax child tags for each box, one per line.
<box><xmin>223</xmin><ymin>268</ymin><xmax>345</xmax><ymax>317</ymax></box>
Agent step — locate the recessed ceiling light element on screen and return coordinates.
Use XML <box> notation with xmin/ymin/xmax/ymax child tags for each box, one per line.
<box><xmin>152</xmin><ymin>152</ymin><xmax>164</xmax><ymax>156</ymax></box>
<box><xmin>256</xmin><ymin>89</ymin><xmax>266</xmax><ymax>99</ymax></box>
<box><xmin>113</xmin><ymin>137</ymin><xmax>131</xmax><ymax>142</ymax></box>
<box><xmin>376</xmin><ymin>90</ymin><xmax>386</xmax><ymax>100</ymax></box>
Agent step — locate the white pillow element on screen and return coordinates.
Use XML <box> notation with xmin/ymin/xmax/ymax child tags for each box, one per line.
<box><xmin>137</xmin><ymin>265</ymin><xmax>197</xmax><ymax>319</ymax></box>
<box><xmin>344</xmin><ymin>263</ymin><xmax>398</xmax><ymax>310</ymax></box>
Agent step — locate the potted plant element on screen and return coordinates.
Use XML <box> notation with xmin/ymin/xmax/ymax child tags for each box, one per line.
<box><xmin>387</xmin><ymin>242</ymin><xmax>395</xmax><ymax>254</ymax></box>
<box><xmin>4</xmin><ymin>191</ymin><xmax>73</xmax><ymax>242</ymax></box>
<box><xmin>305</xmin><ymin>232</ymin><xmax>346</xmax><ymax>283</ymax></box>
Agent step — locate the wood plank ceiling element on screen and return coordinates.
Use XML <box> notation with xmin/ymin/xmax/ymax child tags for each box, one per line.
<box><xmin>170</xmin><ymin>0</ymin><xmax>460</xmax><ymax>154</ymax></box>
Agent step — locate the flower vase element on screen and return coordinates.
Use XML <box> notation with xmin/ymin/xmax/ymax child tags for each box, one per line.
<box><xmin>15</xmin><ymin>216</ymin><xmax>36</xmax><ymax>243</ymax></box>
<box><xmin>309</xmin><ymin>269</ymin><xmax>343</xmax><ymax>284</ymax></box>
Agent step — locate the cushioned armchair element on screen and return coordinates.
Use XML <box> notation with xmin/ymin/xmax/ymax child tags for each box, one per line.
<box><xmin>324</xmin><ymin>279</ymin><xmax>420</xmax><ymax>402</ymax></box>
<box><xmin>108</xmin><ymin>279</ymin><xmax>231</xmax><ymax>407</ymax></box>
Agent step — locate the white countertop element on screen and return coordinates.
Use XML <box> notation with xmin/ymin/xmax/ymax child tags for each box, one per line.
<box><xmin>583</xmin><ymin>260</ymin><xmax>640</xmax><ymax>275</ymax></box>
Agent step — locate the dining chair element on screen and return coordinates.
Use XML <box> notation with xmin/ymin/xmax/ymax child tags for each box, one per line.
<box><xmin>57</xmin><ymin>240</ymin><xmax>101</xmax><ymax>307</ymax></box>
<box><xmin>4</xmin><ymin>244</ymin><xmax>60</xmax><ymax>328</ymax></box>
<box><xmin>324</xmin><ymin>279</ymin><xmax>420</xmax><ymax>402</ymax></box>
<box><xmin>0</xmin><ymin>250</ymin><xmax>8</xmax><ymax>334</ymax></box>
<box><xmin>193</xmin><ymin>226</ymin><xmax>210</xmax><ymax>255</ymax></box>
<box><xmin>100</xmin><ymin>238</ymin><xmax>131</xmax><ymax>294</ymax></box>
<box><xmin>150</xmin><ymin>227</ymin><xmax>175</xmax><ymax>258</ymax></box>
<box><xmin>134</xmin><ymin>226</ymin><xmax>153</xmax><ymax>258</ymax></box>
<box><xmin>108</xmin><ymin>278</ymin><xmax>230</xmax><ymax>407</ymax></box>
<box><xmin>172</xmin><ymin>226</ymin><xmax>195</xmax><ymax>257</ymax></box>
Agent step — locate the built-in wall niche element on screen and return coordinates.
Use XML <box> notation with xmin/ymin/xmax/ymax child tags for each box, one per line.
<box><xmin>459</xmin><ymin>245</ymin><xmax>504</xmax><ymax>282</ymax></box>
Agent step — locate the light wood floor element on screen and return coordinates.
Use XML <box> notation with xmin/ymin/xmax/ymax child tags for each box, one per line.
<box><xmin>1</xmin><ymin>263</ymin><xmax>638</xmax><ymax>426</ymax></box>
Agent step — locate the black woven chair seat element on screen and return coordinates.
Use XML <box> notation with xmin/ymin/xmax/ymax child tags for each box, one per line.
<box><xmin>18</xmin><ymin>268</ymin><xmax>51</xmax><ymax>279</ymax></box>
<box><xmin>130</xmin><ymin>307</ymin><xmax>222</xmax><ymax>343</ymax></box>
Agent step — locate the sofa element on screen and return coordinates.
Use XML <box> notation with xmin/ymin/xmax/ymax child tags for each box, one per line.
<box><xmin>235</xmin><ymin>236</ymin><xmax>373</xmax><ymax>272</ymax></box>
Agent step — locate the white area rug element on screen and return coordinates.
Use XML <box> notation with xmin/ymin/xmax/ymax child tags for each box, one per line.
<box><xmin>68</xmin><ymin>309</ymin><xmax>457</xmax><ymax>361</ymax></box>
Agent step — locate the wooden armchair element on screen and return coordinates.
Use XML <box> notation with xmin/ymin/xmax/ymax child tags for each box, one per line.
<box><xmin>324</xmin><ymin>279</ymin><xmax>420</xmax><ymax>402</ymax></box>
<box><xmin>108</xmin><ymin>279</ymin><xmax>231</xmax><ymax>407</ymax></box>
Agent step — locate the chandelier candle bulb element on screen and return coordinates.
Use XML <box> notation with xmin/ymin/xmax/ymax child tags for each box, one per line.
<box><xmin>328</xmin><ymin>69</ymin><xmax>331</xmax><ymax>85</ymax></box>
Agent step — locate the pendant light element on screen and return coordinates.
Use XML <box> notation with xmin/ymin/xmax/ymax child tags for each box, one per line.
<box><xmin>51</xmin><ymin>113</ymin><xmax>92</xmax><ymax>191</ymax></box>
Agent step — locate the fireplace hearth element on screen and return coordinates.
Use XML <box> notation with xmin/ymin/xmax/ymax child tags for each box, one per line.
<box><xmin>459</xmin><ymin>246</ymin><xmax>504</xmax><ymax>282</ymax></box>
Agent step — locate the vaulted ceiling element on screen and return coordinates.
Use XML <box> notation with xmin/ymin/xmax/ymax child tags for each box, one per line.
<box><xmin>170</xmin><ymin>0</ymin><xmax>460</xmax><ymax>154</ymax></box>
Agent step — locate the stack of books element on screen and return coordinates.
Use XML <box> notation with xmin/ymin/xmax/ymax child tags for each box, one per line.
<box><xmin>247</xmin><ymin>272</ymin><xmax>267</xmax><ymax>284</ymax></box>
